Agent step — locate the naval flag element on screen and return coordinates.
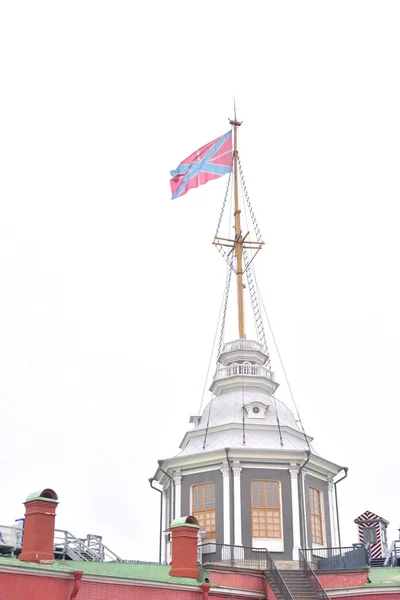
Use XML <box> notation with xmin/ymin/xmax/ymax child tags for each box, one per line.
<box><xmin>170</xmin><ymin>131</ymin><xmax>233</xmax><ymax>199</ymax></box>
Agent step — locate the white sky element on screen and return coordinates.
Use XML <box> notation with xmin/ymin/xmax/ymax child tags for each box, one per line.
<box><xmin>1</xmin><ymin>1</ymin><xmax>400</xmax><ymax>561</ymax></box>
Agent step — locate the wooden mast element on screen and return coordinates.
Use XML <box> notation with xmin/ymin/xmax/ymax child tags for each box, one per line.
<box><xmin>230</xmin><ymin>117</ymin><xmax>245</xmax><ymax>339</ymax></box>
<box><xmin>212</xmin><ymin>116</ymin><xmax>264</xmax><ymax>341</ymax></box>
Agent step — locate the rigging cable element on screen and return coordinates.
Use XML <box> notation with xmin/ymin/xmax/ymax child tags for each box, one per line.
<box><xmin>239</xmin><ymin>157</ymin><xmax>303</xmax><ymax>448</ymax></box>
<box><xmin>198</xmin><ymin>174</ymin><xmax>234</xmax><ymax>417</ymax></box>
<box><xmin>213</xmin><ymin>173</ymin><xmax>235</xmax><ymax>271</ymax></box>
<box><xmin>201</xmin><ymin>264</ymin><xmax>231</xmax><ymax>449</ymax></box>
<box><xmin>251</xmin><ymin>264</ymin><xmax>311</xmax><ymax>452</ymax></box>
<box><xmin>217</xmin><ymin>262</ymin><xmax>233</xmax><ymax>357</ymax></box>
<box><xmin>272</xmin><ymin>395</ymin><xmax>284</xmax><ymax>447</ymax></box>
<box><xmin>202</xmin><ymin>394</ymin><xmax>215</xmax><ymax>450</ymax></box>
<box><xmin>239</xmin><ymin>164</ymin><xmax>268</xmax><ymax>355</ymax></box>
<box><xmin>198</xmin><ymin>260</ymin><xmax>233</xmax><ymax>416</ymax></box>
<box><xmin>203</xmin><ymin>173</ymin><xmax>235</xmax><ymax>449</ymax></box>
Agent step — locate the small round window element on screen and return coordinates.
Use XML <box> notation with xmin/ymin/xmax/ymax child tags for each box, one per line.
<box><xmin>252</xmin><ymin>406</ymin><xmax>260</xmax><ymax>414</ymax></box>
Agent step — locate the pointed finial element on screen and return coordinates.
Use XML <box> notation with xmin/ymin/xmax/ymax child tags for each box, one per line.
<box><xmin>229</xmin><ymin>97</ymin><xmax>242</xmax><ymax>128</ymax></box>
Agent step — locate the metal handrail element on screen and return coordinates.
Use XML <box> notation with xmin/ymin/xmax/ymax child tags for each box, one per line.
<box><xmin>200</xmin><ymin>542</ymin><xmax>267</xmax><ymax>569</ymax></box>
<box><xmin>54</xmin><ymin>529</ymin><xmax>122</xmax><ymax>562</ymax></box>
<box><xmin>265</xmin><ymin>548</ymin><xmax>295</xmax><ymax>600</ymax></box>
<box><xmin>299</xmin><ymin>549</ymin><xmax>329</xmax><ymax>600</ymax></box>
<box><xmin>300</xmin><ymin>546</ymin><xmax>369</xmax><ymax>570</ymax></box>
<box><xmin>0</xmin><ymin>525</ymin><xmax>17</xmax><ymax>548</ymax></box>
<box><xmin>199</xmin><ymin>542</ymin><xmax>294</xmax><ymax>600</ymax></box>
<box><xmin>384</xmin><ymin>540</ymin><xmax>400</xmax><ymax>567</ymax></box>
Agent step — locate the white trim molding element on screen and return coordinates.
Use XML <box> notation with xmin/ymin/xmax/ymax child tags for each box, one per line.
<box><xmin>328</xmin><ymin>588</ymin><xmax>400</xmax><ymax>597</ymax></box>
<box><xmin>173</xmin><ymin>471</ymin><xmax>182</xmax><ymax>519</ymax></box>
<box><xmin>221</xmin><ymin>464</ymin><xmax>231</xmax><ymax>545</ymax></box>
<box><xmin>327</xmin><ymin>478</ymin><xmax>338</xmax><ymax>547</ymax></box>
<box><xmin>289</xmin><ymin>465</ymin><xmax>301</xmax><ymax>559</ymax></box>
<box><xmin>232</xmin><ymin>462</ymin><xmax>242</xmax><ymax>546</ymax></box>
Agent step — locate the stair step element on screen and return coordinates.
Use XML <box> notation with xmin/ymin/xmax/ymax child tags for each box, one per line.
<box><xmin>275</xmin><ymin>561</ymin><xmax>300</xmax><ymax>570</ymax></box>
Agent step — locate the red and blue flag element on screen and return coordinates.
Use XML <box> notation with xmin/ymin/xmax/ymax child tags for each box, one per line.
<box><xmin>170</xmin><ymin>131</ymin><xmax>233</xmax><ymax>199</ymax></box>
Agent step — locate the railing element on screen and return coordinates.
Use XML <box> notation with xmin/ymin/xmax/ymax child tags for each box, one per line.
<box><xmin>301</xmin><ymin>546</ymin><xmax>369</xmax><ymax>570</ymax></box>
<box><xmin>384</xmin><ymin>540</ymin><xmax>400</xmax><ymax>567</ymax></box>
<box><xmin>265</xmin><ymin>547</ymin><xmax>295</xmax><ymax>600</ymax></box>
<box><xmin>222</xmin><ymin>340</ymin><xmax>264</xmax><ymax>354</ymax></box>
<box><xmin>0</xmin><ymin>525</ymin><xmax>17</xmax><ymax>548</ymax></box>
<box><xmin>200</xmin><ymin>542</ymin><xmax>267</xmax><ymax>569</ymax></box>
<box><xmin>299</xmin><ymin>549</ymin><xmax>329</xmax><ymax>600</ymax></box>
<box><xmin>199</xmin><ymin>543</ymin><xmax>294</xmax><ymax>600</ymax></box>
<box><xmin>54</xmin><ymin>530</ymin><xmax>122</xmax><ymax>562</ymax></box>
<box><xmin>214</xmin><ymin>364</ymin><xmax>274</xmax><ymax>381</ymax></box>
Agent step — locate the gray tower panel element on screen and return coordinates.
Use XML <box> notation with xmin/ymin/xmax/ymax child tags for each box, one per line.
<box><xmin>181</xmin><ymin>469</ymin><xmax>224</xmax><ymax>544</ymax></box>
<box><xmin>240</xmin><ymin>468</ymin><xmax>293</xmax><ymax>560</ymax></box>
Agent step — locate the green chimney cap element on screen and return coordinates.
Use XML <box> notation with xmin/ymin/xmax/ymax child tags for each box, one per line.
<box><xmin>170</xmin><ymin>515</ymin><xmax>200</xmax><ymax>529</ymax></box>
<box><xmin>25</xmin><ymin>488</ymin><xmax>58</xmax><ymax>503</ymax></box>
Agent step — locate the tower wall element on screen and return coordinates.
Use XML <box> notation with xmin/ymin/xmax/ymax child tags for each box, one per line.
<box><xmin>304</xmin><ymin>475</ymin><xmax>332</xmax><ymax>549</ymax></box>
<box><xmin>181</xmin><ymin>469</ymin><xmax>224</xmax><ymax>544</ymax></box>
<box><xmin>241</xmin><ymin>468</ymin><xmax>293</xmax><ymax>560</ymax></box>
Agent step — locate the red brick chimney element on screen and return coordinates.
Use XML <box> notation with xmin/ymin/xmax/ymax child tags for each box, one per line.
<box><xmin>168</xmin><ymin>515</ymin><xmax>200</xmax><ymax>579</ymax></box>
<box><xmin>19</xmin><ymin>488</ymin><xmax>58</xmax><ymax>564</ymax></box>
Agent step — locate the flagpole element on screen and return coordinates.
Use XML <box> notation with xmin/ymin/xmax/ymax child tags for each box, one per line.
<box><xmin>229</xmin><ymin>117</ymin><xmax>245</xmax><ymax>339</ymax></box>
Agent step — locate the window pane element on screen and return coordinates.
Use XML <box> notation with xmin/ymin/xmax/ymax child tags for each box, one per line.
<box><xmin>192</xmin><ymin>483</ymin><xmax>216</xmax><ymax>539</ymax></box>
<box><xmin>310</xmin><ymin>488</ymin><xmax>323</xmax><ymax>544</ymax></box>
<box><xmin>252</xmin><ymin>481</ymin><xmax>281</xmax><ymax>539</ymax></box>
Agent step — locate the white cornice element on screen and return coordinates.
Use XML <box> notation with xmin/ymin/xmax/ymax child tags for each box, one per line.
<box><xmin>328</xmin><ymin>587</ymin><xmax>400</xmax><ymax>597</ymax></box>
<box><xmin>179</xmin><ymin>422</ymin><xmax>314</xmax><ymax>450</ymax></box>
<box><xmin>154</xmin><ymin>447</ymin><xmax>342</xmax><ymax>485</ymax></box>
<box><xmin>0</xmin><ymin>564</ymin><xmax>72</xmax><ymax>579</ymax></box>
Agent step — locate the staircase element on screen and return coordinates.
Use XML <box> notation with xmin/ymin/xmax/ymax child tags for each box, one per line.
<box><xmin>278</xmin><ymin>570</ymin><xmax>324</xmax><ymax>600</ymax></box>
<box><xmin>53</xmin><ymin>530</ymin><xmax>122</xmax><ymax>562</ymax></box>
<box><xmin>383</xmin><ymin>540</ymin><xmax>400</xmax><ymax>567</ymax></box>
<box><xmin>370</xmin><ymin>557</ymin><xmax>385</xmax><ymax>567</ymax></box>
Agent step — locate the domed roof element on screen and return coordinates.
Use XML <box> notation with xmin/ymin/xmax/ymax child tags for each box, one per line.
<box><xmin>177</xmin><ymin>386</ymin><xmax>313</xmax><ymax>456</ymax></box>
<box><xmin>197</xmin><ymin>387</ymin><xmax>299</xmax><ymax>430</ymax></box>
<box><xmin>176</xmin><ymin>339</ymin><xmax>314</xmax><ymax>457</ymax></box>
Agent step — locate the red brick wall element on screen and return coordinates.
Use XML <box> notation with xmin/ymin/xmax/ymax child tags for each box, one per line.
<box><xmin>317</xmin><ymin>571</ymin><xmax>369</xmax><ymax>589</ymax></box>
<box><xmin>0</xmin><ymin>571</ymin><xmax>265</xmax><ymax>600</ymax></box>
<box><xmin>265</xmin><ymin>578</ymin><xmax>278</xmax><ymax>600</ymax></box>
<box><xmin>209</xmin><ymin>569</ymin><xmax>265</xmax><ymax>591</ymax></box>
<box><xmin>0</xmin><ymin>572</ymin><xmax>71</xmax><ymax>600</ymax></box>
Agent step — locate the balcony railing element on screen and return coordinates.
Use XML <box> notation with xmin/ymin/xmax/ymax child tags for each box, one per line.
<box><xmin>221</xmin><ymin>340</ymin><xmax>264</xmax><ymax>354</ymax></box>
<box><xmin>214</xmin><ymin>363</ymin><xmax>275</xmax><ymax>381</ymax></box>
<box><xmin>300</xmin><ymin>546</ymin><xmax>369</xmax><ymax>571</ymax></box>
<box><xmin>200</xmin><ymin>542</ymin><xmax>267</xmax><ymax>569</ymax></box>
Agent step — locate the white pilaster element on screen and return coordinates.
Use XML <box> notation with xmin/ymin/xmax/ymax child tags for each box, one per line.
<box><xmin>301</xmin><ymin>471</ymin><xmax>308</xmax><ymax>548</ymax></box>
<box><xmin>289</xmin><ymin>465</ymin><xmax>301</xmax><ymax>560</ymax></box>
<box><xmin>221</xmin><ymin>465</ymin><xmax>231</xmax><ymax>545</ymax></box>
<box><xmin>327</xmin><ymin>479</ymin><xmax>338</xmax><ymax>547</ymax></box>
<box><xmin>233</xmin><ymin>462</ymin><xmax>242</xmax><ymax>546</ymax></box>
<box><xmin>173</xmin><ymin>471</ymin><xmax>182</xmax><ymax>519</ymax></box>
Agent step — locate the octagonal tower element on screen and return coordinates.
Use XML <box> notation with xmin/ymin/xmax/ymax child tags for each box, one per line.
<box><xmin>153</xmin><ymin>118</ymin><xmax>346</xmax><ymax>563</ymax></box>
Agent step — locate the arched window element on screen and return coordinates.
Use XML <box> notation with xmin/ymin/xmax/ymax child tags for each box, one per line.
<box><xmin>192</xmin><ymin>482</ymin><xmax>216</xmax><ymax>540</ymax></box>
<box><xmin>251</xmin><ymin>480</ymin><xmax>282</xmax><ymax>538</ymax></box>
<box><xmin>243</xmin><ymin>361</ymin><xmax>251</xmax><ymax>375</ymax></box>
<box><xmin>230</xmin><ymin>362</ymin><xmax>238</xmax><ymax>376</ymax></box>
